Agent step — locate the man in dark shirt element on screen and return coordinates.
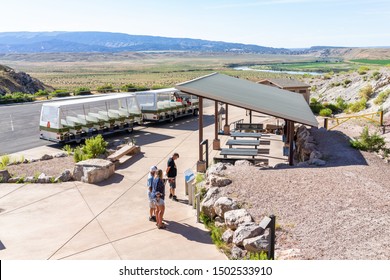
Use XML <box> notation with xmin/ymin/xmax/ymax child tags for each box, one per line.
<box><xmin>166</xmin><ymin>152</ymin><xmax>179</xmax><ymax>201</ymax></box>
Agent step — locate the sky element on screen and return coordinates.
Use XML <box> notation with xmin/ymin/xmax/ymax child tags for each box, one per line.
<box><xmin>1</xmin><ymin>0</ymin><xmax>389</xmax><ymax>48</ymax></box>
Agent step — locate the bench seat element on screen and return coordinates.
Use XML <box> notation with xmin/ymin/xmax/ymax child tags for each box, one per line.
<box><xmin>230</xmin><ymin>132</ymin><xmax>262</xmax><ymax>140</ymax></box>
<box><xmin>226</xmin><ymin>139</ymin><xmax>261</xmax><ymax>149</ymax></box>
<box><xmin>220</xmin><ymin>148</ymin><xmax>258</xmax><ymax>159</ymax></box>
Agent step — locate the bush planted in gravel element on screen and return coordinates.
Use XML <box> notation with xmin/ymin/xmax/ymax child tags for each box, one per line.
<box><xmin>374</xmin><ymin>89</ymin><xmax>390</xmax><ymax>105</ymax></box>
<box><xmin>0</xmin><ymin>154</ymin><xmax>10</xmax><ymax>169</ymax></box>
<box><xmin>319</xmin><ymin>108</ymin><xmax>332</xmax><ymax>117</ymax></box>
<box><xmin>74</xmin><ymin>87</ymin><xmax>92</xmax><ymax>95</ymax></box>
<box><xmin>73</xmin><ymin>135</ymin><xmax>108</xmax><ymax>162</ymax></box>
<box><xmin>346</xmin><ymin>98</ymin><xmax>367</xmax><ymax>113</ymax></box>
<box><xmin>350</xmin><ymin>127</ymin><xmax>386</xmax><ymax>152</ymax></box>
<box><xmin>359</xmin><ymin>85</ymin><xmax>374</xmax><ymax>100</ymax></box>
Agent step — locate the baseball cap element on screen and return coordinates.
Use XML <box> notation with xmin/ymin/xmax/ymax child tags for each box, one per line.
<box><xmin>150</xmin><ymin>166</ymin><xmax>158</xmax><ymax>172</ymax></box>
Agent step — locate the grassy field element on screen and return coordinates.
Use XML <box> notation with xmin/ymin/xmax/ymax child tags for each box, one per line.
<box><xmin>2</xmin><ymin>52</ymin><xmax>389</xmax><ymax>92</ymax></box>
<box><xmin>350</xmin><ymin>59</ymin><xmax>390</xmax><ymax>65</ymax></box>
<box><xmin>0</xmin><ymin>52</ymin><xmax>316</xmax><ymax>91</ymax></box>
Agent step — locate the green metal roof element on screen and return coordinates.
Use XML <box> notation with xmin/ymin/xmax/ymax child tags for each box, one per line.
<box><xmin>176</xmin><ymin>73</ymin><xmax>318</xmax><ymax>127</ymax></box>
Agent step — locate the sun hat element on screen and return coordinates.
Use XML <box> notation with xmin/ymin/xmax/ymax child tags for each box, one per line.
<box><xmin>150</xmin><ymin>166</ymin><xmax>158</xmax><ymax>172</ymax></box>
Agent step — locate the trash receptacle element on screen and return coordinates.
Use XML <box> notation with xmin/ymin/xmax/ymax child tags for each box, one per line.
<box><xmin>184</xmin><ymin>169</ymin><xmax>195</xmax><ymax>206</ymax></box>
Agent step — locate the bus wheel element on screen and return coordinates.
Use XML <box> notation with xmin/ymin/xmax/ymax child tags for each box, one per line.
<box><xmin>127</xmin><ymin>127</ymin><xmax>134</xmax><ymax>133</ymax></box>
<box><xmin>75</xmin><ymin>138</ymin><xmax>82</xmax><ymax>144</ymax></box>
<box><xmin>169</xmin><ymin>116</ymin><xmax>175</xmax><ymax>123</ymax></box>
<box><xmin>193</xmin><ymin>109</ymin><xmax>199</xmax><ymax>116</ymax></box>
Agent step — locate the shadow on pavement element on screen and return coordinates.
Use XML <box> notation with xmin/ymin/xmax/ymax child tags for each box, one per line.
<box><xmin>96</xmin><ymin>173</ymin><xmax>125</xmax><ymax>187</ymax></box>
<box><xmin>164</xmin><ymin>220</ymin><xmax>213</xmax><ymax>245</ymax></box>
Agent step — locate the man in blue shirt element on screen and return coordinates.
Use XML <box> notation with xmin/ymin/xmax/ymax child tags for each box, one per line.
<box><xmin>166</xmin><ymin>152</ymin><xmax>179</xmax><ymax>201</ymax></box>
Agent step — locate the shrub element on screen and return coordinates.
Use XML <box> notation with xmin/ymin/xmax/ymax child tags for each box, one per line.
<box><xmin>319</xmin><ymin>108</ymin><xmax>332</xmax><ymax>117</ymax></box>
<box><xmin>343</xmin><ymin>79</ymin><xmax>352</xmax><ymax>87</ymax></box>
<box><xmin>0</xmin><ymin>154</ymin><xmax>10</xmax><ymax>169</ymax></box>
<box><xmin>82</xmin><ymin>135</ymin><xmax>108</xmax><ymax>158</ymax></box>
<box><xmin>359</xmin><ymin>85</ymin><xmax>374</xmax><ymax>100</ymax></box>
<box><xmin>323</xmin><ymin>72</ymin><xmax>334</xmax><ymax>80</ymax></box>
<box><xmin>73</xmin><ymin>146</ymin><xmax>87</xmax><ymax>163</ymax></box>
<box><xmin>335</xmin><ymin>97</ymin><xmax>348</xmax><ymax>111</ymax></box>
<box><xmin>357</xmin><ymin>66</ymin><xmax>370</xmax><ymax>75</ymax></box>
<box><xmin>371</xmin><ymin>71</ymin><xmax>381</xmax><ymax>81</ymax></box>
<box><xmin>96</xmin><ymin>84</ymin><xmax>114</xmax><ymax>93</ymax></box>
<box><xmin>350</xmin><ymin>127</ymin><xmax>386</xmax><ymax>152</ymax></box>
<box><xmin>121</xmin><ymin>84</ymin><xmax>137</xmax><ymax>92</ymax></box>
<box><xmin>62</xmin><ymin>144</ymin><xmax>73</xmax><ymax>155</ymax></box>
<box><xmin>346</xmin><ymin>98</ymin><xmax>367</xmax><ymax>113</ymax></box>
<box><xmin>309</xmin><ymin>98</ymin><xmax>324</xmax><ymax>114</ymax></box>
<box><xmin>374</xmin><ymin>89</ymin><xmax>390</xmax><ymax>105</ymax></box>
<box><xmin>35</xmin><ymin>89</ymin><xmax>49</xmax><ymax>96</ymax></box>
<box><xmin>50</xmin><ymin>89</ymin><xmax>70</xmax><ymax>98</ymax></box>
<box><xmin>311</xmin><ymin>85</ymin><xmax>317</xmax><ymax>92</ymax></box>
<box><xmin>74</xmin><ymin>87</ymin><xmax>91</xmax><ymax>95</ymax></box>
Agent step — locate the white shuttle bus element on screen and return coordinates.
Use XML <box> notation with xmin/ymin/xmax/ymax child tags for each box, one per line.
<box><xmin>135</xmin><ymin>88</ymin><xmax>199</xmax><ymax>122</ymax></box>
<box><xmin>39</xmin><ymin>93</ymin><xmax>141</xmax><ymax>143</ymax></box>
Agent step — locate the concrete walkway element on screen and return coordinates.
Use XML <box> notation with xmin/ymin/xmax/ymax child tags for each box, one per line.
<box><xmin>0</xmin><ymin>105</ymin><xmax>286</xmax><ymax>259</ymax></box>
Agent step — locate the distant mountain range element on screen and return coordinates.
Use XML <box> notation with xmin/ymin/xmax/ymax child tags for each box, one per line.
<box><xmin>0</xmin><ymin>31</ymin><xmax>295</xmax><ymax>54</ymax></box>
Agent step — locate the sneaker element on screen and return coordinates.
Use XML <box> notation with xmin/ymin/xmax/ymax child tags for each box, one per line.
<box><xmin>149</xmin><ymin>217</ymin><xmax>154</xmax><ymax>221</ymax></box>
<box><xmin>172</xmin><ymin>195</ymin><xmax>178</xmax><ymax>201</ymax></box>
<box><xmin>169</xmin><ymin>194</ymin><xmax>173</xmax><ymax>199</ymax></box>
<box><xmin>151</xmin><ymin>216</ymin><xmax>156</xmax><ymax>222</ymax></box>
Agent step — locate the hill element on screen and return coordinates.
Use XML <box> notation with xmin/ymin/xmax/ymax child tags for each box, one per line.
<box><xmin>0</xmin><ymin>31</ymin><xmax>290</xmax><ymax>54</ymax></box>
<box><xmin>0</xmin><ymin>64</ymin><xmax>53</xmax><ymax>94</ymax></box>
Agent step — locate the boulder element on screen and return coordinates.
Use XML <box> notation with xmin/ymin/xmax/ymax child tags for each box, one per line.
<box><xmin>213</xmin><ymin>197</ymin><xmax>239</xmax><ymax>218</ymax></box>
<box><xmin>0</xmin><ymin>170</ymin><xmax>11</xmax><ymax>183</ymax></box>
<box><xmin>56</xmin><ymin>169</ymin><xmax>72</xmax><ymax>182</ymax></box>
<box><xmin>309</xmin><ymin>158</ymin><xmax>326</xmax><ymax>166</ymax></box>
<box><xmin>73</xmin><ymin>159</ymin><xmax>115</xmax><ymax>184</ymax></box>
<box><xmin>8</xmin><ymin>177</ymin><xmax>21</xmax><ymax>183</ymax></box>
<box><xmin>224</xmin><ymin>209</ymin><xmax>253</xmax><ymax>230</ymax></box>
<box><xmin>37</xmin><ymin>173</ymin><xmax>52</xmax><ymax>183</ymax></box>
<box><xmin>206</xmin><ymin>162</ymin><xmax>227</xmax><ymax>177</ymax></box>
<box><xmin>40</xmin><ymin>154</ymin><xmax>53</xmax><ymax>161</ymax></box>
<box><xmin>200</xmin><ymin>187</ymin><xmax>220</xmax><ymax>218</ymax></box>
<box><xmin>231</xmin><ymin>245</ymin><xmax>247</xmax><ymax>259</ymax></box>
<box><xmin>310</xmin><ymin>150</ymin><xmax>322</xmax><ymax>160</ymax></box>
<box><xmin>214</xmin><ymin>216</ymin><xmax>225</xmax><ymax>228</ymax></box>
<box><xmin>233</xmin><ymin>222</ymin><xmax>265</xmax><ymax>246</ymax></box>
<box><xmin>25</xmin><ymin>176</ymin><xmax>36</xmax><ymax>183</ymax></box>
<box><xmin>206</xmin><ymin>174</ymin><xmax>232</xmax><ymax>187</ymax></box>
<box><xmin>234</xmin><ymin>160</ymin><xmax>253</xmax><ymax>167</ymax></box>
<box><xmin>222</xmin><ymin>228</ymin><xmax>234</xmax><ymax>244</ymax></box>
<box><xmin>243</xmin><ymin>233</ymin><xmax>269</xmax><ymax>253</ymax></box>
<box><xmin>54</xmin><ymin>152</ymin><xmax>67</xmax><ymax>158</ymax></box>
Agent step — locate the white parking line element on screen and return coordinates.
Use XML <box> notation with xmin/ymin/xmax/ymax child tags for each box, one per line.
<box><xmin>10</xmin><ymin>114</ymin><xmax>14</xmax><ymax>131</ymax></box>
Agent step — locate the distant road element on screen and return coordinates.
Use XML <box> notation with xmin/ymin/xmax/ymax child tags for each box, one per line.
<box><xmin>0</xmin><ymin>103</ymin><xmax>48</xmax><ymax>155</ymax></box>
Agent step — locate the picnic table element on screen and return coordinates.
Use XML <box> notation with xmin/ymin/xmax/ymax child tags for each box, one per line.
<box><xmin>230</xmin><ymin>132</ymin><xmax>262</xmax><ymax>140</ymax></box>
<box><xmin>220</xmin><ymin>148</ymin><xmax>258</xmax><ymax>159</ymax></box>
<box><xmin>235</xmin><ymin>123</ymin><xmax>264</xmax><ymax>132</ymax></box>
<box><xmin>226</xmin><ymin>139</ymin><xmax>261</xmax><ymax>149</ymax></box>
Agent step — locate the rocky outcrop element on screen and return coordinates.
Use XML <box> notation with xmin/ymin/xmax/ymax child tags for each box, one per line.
<box><xmin>200</xmin><ymin>187</ymin><xmax>220</xmax><ymax>219</ymax></box>
<box><xmin>295</xmin><ymin>126</ymin><xmax>326</xmax><ymax>166</ymax></box>
<box><xmin>0</xmin><ymin>64</ymin><xmax>53</xmax><ymax>94</ymax></box>
<box><xmin>73</xmin><ymin>159</ymin><xmax>115</xmax><ymax>183</ymax></box>
<box><xmin>233</xmin><ymin>222</ymin><xmax>264</xmax><ymax>246</ymax></box>
<box><xmin>243</xmin><ymin>232</ymin><xmax>269</xmax><ymax>252</ymax></box>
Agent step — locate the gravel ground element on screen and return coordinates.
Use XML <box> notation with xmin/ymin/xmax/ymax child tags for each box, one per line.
<box><xmin>6</xmin><ymin>156</ymin><xmax>75</xmax><ymax>178</ymax></box>
<box><xmin>219</xmin><ymin>127</ymin><xmax>390</xmax><ymax>260</ymax></box>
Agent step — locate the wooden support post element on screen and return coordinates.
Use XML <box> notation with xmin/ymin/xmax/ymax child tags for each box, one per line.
<box><xmin>249</xmin><ymin>110</ymin><xmax>252</xmax><ymax>123</ymax></box>
<box><xmin>224</xmin><ymin>103</ymin><xmax>230</xmax><ymax>135</ymax></box>
<box><xmin>198</xmin><ymin>97</ymin><xmax>203</xmax><ymax>163</ymax></box>
<box><xmin>213</xmin><ymin>101</ymin><xmax>221</xmax><ymax>150</ymax></box>
<box><xmin>324</xmin><ymin>118</ymin><xmax>328</xmax><ymax>130</ymax></box>
<box><xmin>289</xmin><ymin>121</ymin><xmax>295</xmax><ymax>166</ymax></box>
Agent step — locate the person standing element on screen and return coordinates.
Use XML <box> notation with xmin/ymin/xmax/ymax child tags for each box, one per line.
<box><xmin>147</xmin><ymin>166</ymin><xmax>157</xmax><ymax>222</ymax></box>
<box><xmin>166</xmin><ymin>152</ymin><xmax>179</xmax><ymax>201</ymax></box>
<box><xmin>152</xmin><ymin>169</ymin><xmax>166</xmax><ymax>229</ymax></box>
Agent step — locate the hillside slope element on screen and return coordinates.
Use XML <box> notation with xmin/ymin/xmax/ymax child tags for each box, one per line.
<box><xmin>0</xmin><ymin>64</ymin><xmax>53</xmax><ymax>94</ymax></box>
